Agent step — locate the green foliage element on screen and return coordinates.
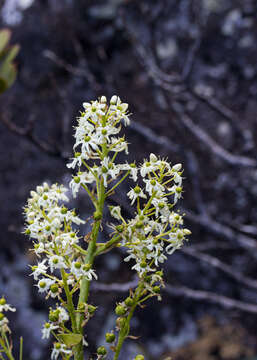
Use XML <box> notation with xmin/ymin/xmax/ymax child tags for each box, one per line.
<box><xmin>0</xmin><ymin>29</ymin><xmax>19</xmax><ymax>94</ymax></box>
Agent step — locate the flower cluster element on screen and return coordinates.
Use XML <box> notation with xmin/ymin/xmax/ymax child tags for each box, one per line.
<box><xmin>0</xmin><ymin>297</ymin><xmax>16</xmax><ymax>333</ymax></box>
<box><xmin>67</xmin><ymin>95</ymin><xmax>138</xmax><ymax>198</ymax></box>
<box><xmin>110</xmin><ymin>153</ymin><xmax>191</xmax><ymax>281</ymax></box>
<box><xmin>20</xmin><ymin>95</ymin><xmax>191</xmax><ymax>360</ymax></box>
<box><xmin>23</xmin><ymin>182</ymin><xmax>96</xmax><ymax>356</ymax></box>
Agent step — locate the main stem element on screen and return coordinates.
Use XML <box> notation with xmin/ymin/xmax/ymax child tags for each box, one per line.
<box><xmin>74</xmin><ymin>180</ymin><xmax>105</xmax><ymax>360</ymax></box>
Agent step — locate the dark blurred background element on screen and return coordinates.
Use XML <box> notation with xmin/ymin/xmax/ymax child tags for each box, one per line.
<box><xmin>0</xmin><ymin>0</ymin><xmax>257</xmax><ymax>359</ymax></box>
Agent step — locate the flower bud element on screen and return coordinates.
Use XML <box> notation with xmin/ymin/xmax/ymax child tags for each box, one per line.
<box><xmin>110</xmin><ymin>95</ymin><xmax>118</xmax><ymax>105</ymax></box>
<box><xmin>100</xmin><ymin>96</ymin><xmax>107</xmax><ymax>104</ymax></box>
<box><xmin>97</xmin><ymin>346</ymin><xmax>107</xmax><ymax>356</ymax></box>
<box><xmin>0</xmin><ymin>313</ymin><xmax>4</xmax><ymax>321</ymax></box>
<box><xmin>74</xmin><ymin>176</ymin><xmax>80</xmax><ymax>184</ymax></box>
<box><xmin>135</xmin><ymin>221</ymin><xmax>144</xmax><ymax>229</ymax></box>
<box><xmin>49</xmin><ymin>310</ymin><xmax>59</xmax><ymax>322</ymax></box>
<box><xmin>50</xmin><ymin>284</ymin><xmax>59</xmax><ymax>294</ymax></box>
<box><xmin>105</xmin><ymin>332</ymin><xmax>115</xmax><ymax>343</ymax></box>
<box><xmin>124</xmin><ymin>297</ymin><xmax>134</xmax><ymax>307</ymax></box>
<box><xmin>115</xmin><ymin>305</ymin><xmax>126</xmax><ymax>316</ymax></box>
<box><xmin>61</xmin><ymin>207</ymin><xmax>68</xmax><ymax>214</ymax></box>
<box><xmin>135</xmin><ymin>355</ymin><xmax>144</xmax><ymax>360</ymax></box>
<box><xmin>172</xmin><ymin>163</ymin><xmax>182</xmax><ymax>172</ymax></box>
<box><xmin>83</xmin><ymin>263</ymin><xmax>91</xmax><ymax>271</ymax></box>
<box><xmin>0</xmin><ymin>298</ymin><xmax>6</xmax><ymax>306</ymax></box>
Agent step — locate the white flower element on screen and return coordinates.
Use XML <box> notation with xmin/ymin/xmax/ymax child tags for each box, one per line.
<box><xmin>140</xmin><ymin>154</ymin><xmax>161</xmax><ymax>177</ymax></box>
<box><xmin>143</xmin><ymin>178</ymin><xmax>164</xmax><ymax>196</ymax></box>
<box><xmin>51</xmin><ymin>343</ymin><xmax>72</xmax><ymax>360</ymax></box>
<box><xmin>42</xmin><ymin>322</ymin><xmax>58</xmax><ymax>339</ymax></box>
<box><xmin>56</xmin><ymin>307</ymin><xmax>69</xmax><ymax>322</ymax></box>
<box><xmin>0</xmin><ymin>315</ymin><xmax>8</xmax><ymax>329</ymax></box>
<box><xmin>37</xmin><ymin>278</ymin><xmax>55</xmax><ymax>293</ymax></box>
<box><xmin>127</xmin><ymin>186</ymin><xmax>147</xmax><ymax>205</ymax></box>
<box><xmin>109</xmin><ymin>206</ymin><xmax>122</xmax><ymax>220</ymax></box>
<box><xmin>0</xmin><ymin>298</ymin><xmax>16</xmax><ymax>313</ymax></box>
<box><xmin>48</xmin><ymin>255</ymin><xmax>67</xmax><ymax>273</ymax></box>
<box><xmin>83</xmin><ymin>100</ymin><xmax>105</xmax><ymax>121</ymax></box>
<box><xmin>30</xmin><ymin>259</ymin><xmax>48</xmax><ymax>280</ymax></box>
<box><xmin>168</xmin><ymin>185</ymin><xmax>183</xmax><ymax>204</ymax></box>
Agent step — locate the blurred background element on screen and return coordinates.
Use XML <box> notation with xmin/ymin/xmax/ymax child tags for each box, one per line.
<box><xmin>0</xmin><ymin>0</ymin><xmax>257</xmax><ymax>359</ymax></box>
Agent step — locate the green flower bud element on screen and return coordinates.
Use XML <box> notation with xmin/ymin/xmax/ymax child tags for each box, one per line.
<box><xmin>61</xmin><ymin>207</ymin><xmax>68</xmax><ymax>214</ymax></box>
<box><xmin>75</xmin><ymin>152</ymin><xmax>81</xmax><ymax>158</ymax></box>
<box><xmin>75</xmin><ymin>262</ymin><xmax>81</xmax><ymax>269</ymax></box>
<box><xmin>49</xmin><ymin>310</ymin><xmax>59</xmax><ymax>322</ymax></box>
<box><xmin>115</xmin><ymin>305</ymin><xmax>126</xmax><ymax>316</ymax></box>
<box><xmin>84</xmin><ymin>135</ymin><xmax>91</xmax><ymax>142</ymax></box>
<box><xmin>140</xmin><ymin>261</ymin><xmax>147</xmax><ymax>269</ymax></box>
<box><xmin>97</xmin><ymin>346</ymin><xmax>107</xmax><ymax>356</ymax></box>
<box><xmin>150</xmin><ymin>179</ymin><xmax>156</xmax><ymax>186</ymax></box>
<box><xmin>176</xmin><ymin>186</ymin><xmax>182</xmax><ymax>193</ymax></box>
<box><xmin>55</xmin><ymin>343</ymin><xmax>61</xmax><ymax>350</ymax></box>
<box><xmin>43</xmin><ymin>194</ymin><xmax>48</xmax><ymax>200</ymax></box>
<box><xmin>83</xmin><ymin>263</ymin><xmax>91</xmax><ymax>271</ymax></box>
<box><xmin>44</xmin><ymin>322</ymin><xmax>51</xmax><ymax>329</ymax></box>
<box><xmin>152</xmin><ymin>238</ymin><xmax>158</xmax><ymax>245</ymax></box>
<box><xmin>135</xmin><ymin>221</ymin><xmax>143</xmax><ymax>229</ymax></box>
<box><xmin>25</xmin><ymin>229</ymin><xmax>31</xmax><ymax>235</ymax></box>
<box><xmin>105</xmin><ymin>332</ymin><xmax>115</xmax><ymax>343</ymax></box>
<box><xmin>102</xmin><ymin>129</ymin><xmax>107</xmax><ymax>135</ymax></box>
<box><xmin>135</xmin><ymin>355</ymin><xmax>144</xmax><ymax>360</ymax></box>
<box><xmin>124</xmin><ymin>297</ymin><xmax>134</xmax><ymax>307</ymax></box>
<box><xmin>45</xmin><ymin>225</ymin><xmax>51</xmax><ymax>231</ymax></box>
<box><xmin>71</xmin><ymin>232</ymin><xmax>76</xmax><ymax>238</ymax></box>
<box><xmin>0</xmin><ymin>298</ymin><xmax>6</xmax><ymax>306</ymax></box>
<box><xmin>50</xmin><ymin>284</ymin><xmax>59</xmax><ymax>293</ymax></box>
<box><xmin>0</xmin><ymin>313</ymin><xmax>4</xmax><ymax>321</ymax></box>
<box><xmin>74</xmin><ymin>176</ymin><xmax>80</xmax><ymax>184</ymax></box>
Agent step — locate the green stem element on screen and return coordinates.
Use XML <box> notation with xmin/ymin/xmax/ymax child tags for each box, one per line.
<box><xmin>74</xmin><ymin>180</ymin><xmax>106</xmax><ymax>360</ymax></box>
<box><xmin>113</xmin><ymin>282</ymin><xmax>144</xmax><ymax>360</ymax></box>
<box><xmin>106</xmin><ymin>171</ymin><xmax>130</xmax><ymax>197</ymax></box>
<box><xmin>19</xmin><ymin>337</ymin><xmax>23</xmax><ymax>360</ymax></box>
<box><xmin>95</xmin><ymin>234</ymin><xmax>121</xmax><ymax>256</ymax></box>
<box><xmin>61</xmin><ymin>269</ymin><xmax>77</xmax><ymax>333</ymax></box>
<box><xmin>0</xmin><ymin>336</ymin><xmax>14</xmax><ymax>360</ymax></box>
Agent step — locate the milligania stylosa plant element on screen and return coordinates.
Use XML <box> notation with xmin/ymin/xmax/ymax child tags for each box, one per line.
<box><xmin>0</xmin><ymin>96</ymin><xmax>191</xmax><ymax>360</ymax></box>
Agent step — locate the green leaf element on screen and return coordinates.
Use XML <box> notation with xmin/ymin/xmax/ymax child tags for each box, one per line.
<box><xmin>58</xmin><ymin>333</ymin><xmax>83</xmax><ymax>347</ymax></box>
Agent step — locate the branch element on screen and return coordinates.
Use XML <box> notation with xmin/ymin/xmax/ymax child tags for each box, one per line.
<box><xmin>182</xmin><ymin>247</ymin><xmax>257</xmax><ymax>290</ymax></box>
<box><xmin>0</xmin><ymin>112</ymin><xmax>67</xmax><ymax>159</ymax></box>
<box><xmin>92</xmin><ymin>280</ymin><xmax>257</xmax><ymax>314</ymax></box>
<box><xmin>165</xmin><ymin>284</ymin><xmax>257</xmax><ymax>314</ymax></box>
